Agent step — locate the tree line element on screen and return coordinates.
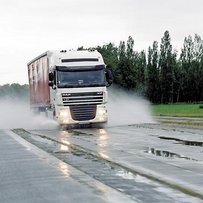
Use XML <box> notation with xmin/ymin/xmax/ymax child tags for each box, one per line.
<box><xmin>97</xmin><ymin>31</ymin><xmax>203</xmax><ymax>104</ymax></box>
<box><xmin>0</xmin><ymin>83</ymin><xmax>29</xmax><ymax>101</ymax></box>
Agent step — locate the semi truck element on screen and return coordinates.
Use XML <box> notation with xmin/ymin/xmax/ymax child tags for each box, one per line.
<box><xmin>27</xmin><ymin>50</ymin><xmax>112</xmax><ymax>127</ymax></box>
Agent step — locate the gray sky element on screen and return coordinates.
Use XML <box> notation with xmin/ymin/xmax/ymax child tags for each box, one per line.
<box><xmin>0</xmin><ymin>0</ymin><xmax>202</xmax><ymax>85</ymax></box>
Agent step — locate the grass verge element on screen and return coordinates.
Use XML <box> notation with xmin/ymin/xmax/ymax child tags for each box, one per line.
<box><xmin>152</xmin><ymin>103</ymin><xmax>203</xmax><ymax>118</ymax></box>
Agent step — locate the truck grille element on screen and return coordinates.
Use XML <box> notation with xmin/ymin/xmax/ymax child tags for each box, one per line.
<box><xmin>62</xmin><ymin>92</ymin><xmax>103</xmax><ymax>106</ymax></box>
<box><xmin>70</xmin><ymin>105</ymin><xmax>96</xmax><ymax>121</ymax></box>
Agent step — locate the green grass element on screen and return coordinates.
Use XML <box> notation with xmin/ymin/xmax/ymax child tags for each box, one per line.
<box><xmin>152</xmin><ymin>103</ymin><xmax>203</xmax><ymax>118</ymax></box>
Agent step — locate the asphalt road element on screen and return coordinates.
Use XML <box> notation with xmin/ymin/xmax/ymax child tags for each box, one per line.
<box><xmin>8</xmin><ymin>122</ymin><xmax>203</xmax><ymax>202</ymax></box>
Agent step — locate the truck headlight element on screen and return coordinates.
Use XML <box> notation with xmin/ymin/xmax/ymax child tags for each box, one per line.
<box><xmin>97</xmin><ymin>106</ymin><xmax>107</xmax><ymax>120</ymax></box>
<box><xmin>98</xmin><ymin>108</ymin><xmax>106</xmax><ymax>115</ymax></box>
<box><xmin>59</xmin><ymin>110</ymin><xmax>69</xmax><ymax>118</ymax></box>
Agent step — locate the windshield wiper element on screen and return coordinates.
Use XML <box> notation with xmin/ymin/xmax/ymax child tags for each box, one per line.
<box><xmin>88</xmin><ymin>83</ymin><xmax>106</xmax><ymax>87</ymax></box>
<box><xmin>58</xmin><ymin>84</ymin><xmax>78</xmax><ymax>88</ymax></box>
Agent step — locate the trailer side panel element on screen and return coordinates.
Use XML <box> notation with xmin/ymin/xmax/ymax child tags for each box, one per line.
<box><xmin>28</xmin><ymin>55</ymin><xmax>50</xmax><ymax>109</ymax></box>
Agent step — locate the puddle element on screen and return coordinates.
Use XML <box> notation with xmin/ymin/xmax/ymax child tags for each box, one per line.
<box><xmin>159</xmin><ymin>136</ymin><xmax>203</xmax><ymax>147</ymax></box>
<box><xmin>29</xmin><ymin>134</ymin><xmax>55</xmax><ymax>145</ymax></box>
<box><xmin>144</xmin><ymin>148</ymin><xmax>198</xmax><ymax>161</ymax></box>
<box><xmin>72</xmin><ymin>130</ymin><xmax>94</xmax><ymax>136</ymax></box>
<box><xmin>116</xmin><ymin>169</ymin><xmax>153</xmax><ymax>184</ymax></box>
<box><xmin>54</xmin><ymin>143</ymin><xmax>70</xmax><ymax>154</ymax></box>
<box><xmin>71</xmin><ymin>151</ymin><xmax>84</xmax><ymax>156</ymax></box>
<box><xmin>116</xmin><ymin>169</ymin><xmax>136</xmax><ymax>180</ymax></box>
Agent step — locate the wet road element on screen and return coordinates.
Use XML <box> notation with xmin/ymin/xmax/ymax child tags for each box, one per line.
<box><xmin>12</xmin><ymin>123</ymin><xmax>203</xmax><ymax>202</ymax></box>
<box><xmin>1</xmin><ymin>130</ymin><xmax>135</xmax><ymax>203</ymax></box>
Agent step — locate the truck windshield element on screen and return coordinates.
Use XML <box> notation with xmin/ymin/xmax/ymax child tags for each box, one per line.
<box><xmin>57</xmin><ymin>65</ymin><xmax>106</xmax><ymax>88</ymax></box>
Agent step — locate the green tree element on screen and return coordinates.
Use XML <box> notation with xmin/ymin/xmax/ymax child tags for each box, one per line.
<box><xmin>192</xmin><ymin>34</ymin><xmax>203</xmax><ymax>101</ymax></box>
<box><xmin>180</xmin><ymin>35</ymin><xmax>194</xmax><ymax>102</ymax></box>
<box><xmin>180</xmin><ymin>34</ymin><xmax>203</xmax><ymax>102</ymax></box>
<box><xmin>137</xmin><ymin>51</ymin><xmax>146</xmax><ymax>90</ymax></box>
<box><xmin>123</xmin><ymin>36</ymin><xmax>137</xmax><ymax>89</ymax></box>
<box><xmin>147</xmin><ymin>41</ymin><xmax>160</xmax><ymax>103</ymax></box>
<box><xmin>117</xmin><ymin>40</ymin><xmax>126</xmax><ymax>86</ymax></box>
<box><xmin>159</xmin><ymin>30</ymin><xmax>174</xmax><ymax>103</ymax></box>
<box><xmin>97</xmin><ymin>43</ymin><xmax>119</xmax><ymax>73</ymax></box>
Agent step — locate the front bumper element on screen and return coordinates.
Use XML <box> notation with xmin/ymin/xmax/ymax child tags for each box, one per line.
<box><xmin>55</xmin><ymin>104</ymin><xmax>108</xmax><ymax>125</ymax></box>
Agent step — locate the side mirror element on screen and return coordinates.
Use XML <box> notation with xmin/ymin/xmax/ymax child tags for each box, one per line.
<box><xmin>49</xmin><ymin>72</ymin><xmax>54</xmax><ymax>81</ymax></box>
<box><xmin>48</xmin><ymin>81</ymin><xmax>54</xmax><ymax>87</ymax></box>
<box><xmin>106</xmin><ymin>68</ymin><xmax>113</xmax><ymax>86</ymax></box>
<box><xmin>49</xmin><ymin>72</ymin><xmax>56</xmax><ymax>89</ymax></box>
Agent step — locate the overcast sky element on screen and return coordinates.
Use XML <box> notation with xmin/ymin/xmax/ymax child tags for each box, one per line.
<box><xmin>0</xmin><ymin>0</ymin><xmax>202</xmax><ymax>85</ymax></box>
